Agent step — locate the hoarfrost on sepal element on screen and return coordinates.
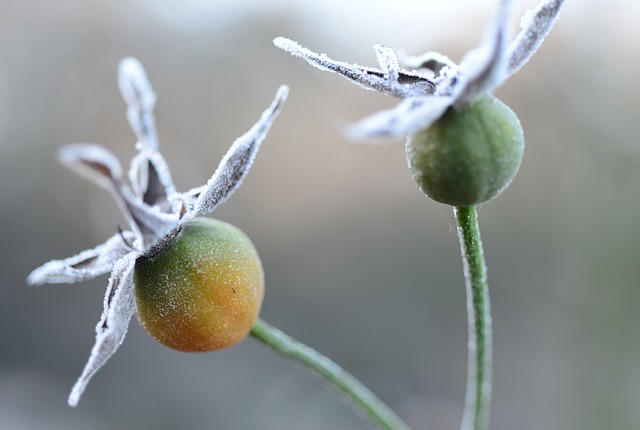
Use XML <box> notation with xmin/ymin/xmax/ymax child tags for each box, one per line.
<box><xmin>188</xmin><ymin>85</ymin><xmax>289</xmax><ymax>219</ymax></box>
<box><xmin>506</xmin><ymin>0</ymin><xmax>566</xmax><ymax>77</ymax></box>
<box><xmin>273</xmin><ymin>37</ymin><xmax>436</xmax><ymax>98</ymax></box>
<box><xmin>59</xmin><ymin>144</ymin><xmax>124</xmax><ymax>191</ymax></box>
<box><xmin>119</xmin><ymin>57</ymin><xmax>179</xmax><ymax>212</ymax></box>
<box><xmin>348</xmin><ymin>96</ymin><xmax>453</xmax><ymax>138</ymax></box>
<box><xmin>118</xmin><ymin>57</ymin><xmax>158</xmax><ymax>150</ymax></box>
<box><xmin>26</xmin><ymin>232</ymin><xmax>135</xmax><ymax>285</ymax></box>
<box><xmin>128</xmin><ymin>146</ymin><xmax>177</xmax><ymax>211</ymax></box>
<box><xmin>398</xmin><ymin>50</ymin><xmax>456</xmax><ymax>79</ymax></box>
<box><xmin>275</xmin><ymin>0</ymin><xmax>563</xmax><ymax>139</ymax></box>
<box><xmin>374</xmin><ymin>45</ymin><xmax>400</xmax><ymax>81</ymax></box>
<box><xmin>454</xmin><ymin>0</ymin><xmax>510</xmax><ymax>106</ymax></box>
<box><xmin>68</xmin><ymin>252</ymin><xmax>138</xmax><ymax>407</ymax></box>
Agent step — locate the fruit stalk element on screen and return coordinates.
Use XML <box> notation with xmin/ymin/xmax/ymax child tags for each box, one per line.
<box><xmin>454</xmin><ymin>206</ymin><xmax>492</xmax><ymax>430</ymax></box>
<box><xmin>251</xmin><ymin>319</ymin><xmax>411</xmax><ymax>430</ymax></box>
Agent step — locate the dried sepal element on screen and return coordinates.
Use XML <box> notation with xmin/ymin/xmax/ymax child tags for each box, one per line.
<box><xmin>68</xmin><ymin>252</ymin><xmax>138</xmax><ymax>407</ymax></box>
<box><xmin>188</xmin><ymin>85</ymin><xmax>289</xmax><ymax>219</ymax></box>
<box><xmin>27</xmin><ymin>232</ymin><xmax>135</xmax><ymax>285</ymax></box>
<box><xmin>59</xmin><ymin>144</ymin><xmax>141</xmax><ymax>238</ymax></box>
<box><xmin>349</xmin><ymin>96</ymin><xmax>453</xmax><ymax>138</ymax></box>
<box><xmin>140</xmin><ymin>158</ymin><xmax>169</xmax><ymax>207</ymax></box>
<box><xmin>59</xmin><ymin>144</ymin><xmax>124</xmax><ymax>191</ymax></box>
<box><xmin>455</xmin><ymin>0</ymin><xmax>511</xmax><ymax>105</ymax></box>
<box><xmin>273</xmin><ymin>37</ymin><xmax>435</xmax><ymax>98</ymax></box>
<box><xmin>506</xmin><ymin>0</ymin><xmax>566</xmax><ymax>77</ymax></box>
<box><xmin>60</xmin><ymin>144</ymin><xmax>177</xmax><ymax>247</ymax></box>
<box><xmin>128</xmin><ymin>146</ymin><xmax>176</xmax><ymax>210</ymax></box>
<box><xmin>399</xmin><ymin>51</ymin><xmax>456</xmax><ymax>78</ymax></box>
<box><xmin>119</xmin><ymin>57</ymin><xmax>178</xmax><ymax>210</ymax></box>
<box><xmin>118</xmin><ymin>57</ymin><xmax>158</xmax><ymax>150</ymax></box>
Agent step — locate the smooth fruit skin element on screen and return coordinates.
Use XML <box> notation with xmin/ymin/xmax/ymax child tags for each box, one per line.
<box><xmin>134</xmin><ymin>218</ymin><xmax>264</xmax><ymax>352</ymax></box>
<box><xmin>406</xmin><ymin>94</ymin><xmax>524</xmax><ymax>206</ymax></box>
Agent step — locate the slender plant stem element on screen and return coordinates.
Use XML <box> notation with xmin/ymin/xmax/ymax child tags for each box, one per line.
<box><xmin>251</xmin><ymin>318</ymin><xmax>411</xmax><ymax>430</ymax></box>
<box><xmin>454</xmin><ymin>206</ymin><xmax>493</xmax><ymax>430</ymax></box>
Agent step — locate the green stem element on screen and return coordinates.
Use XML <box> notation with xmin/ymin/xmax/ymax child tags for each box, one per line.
<box><xmin>454</xmin><ymin>206</ymin><xmax>493</xmax><ymax>430</ymax></box>
<box><xmin>251</xmin><ymin>319</ymin><xmax>411</xmax><ymax>430</ymax></box>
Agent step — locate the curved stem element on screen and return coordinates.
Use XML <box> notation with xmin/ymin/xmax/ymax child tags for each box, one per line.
<box><xmin>251</xmin><ymin>319</ymin><xmax>411</xmax><ymax>430</ymax></box>
<box><xmin>454</xmin><ymin>206</ymin><xmax>493</xmax><ymax>430</ymax></box>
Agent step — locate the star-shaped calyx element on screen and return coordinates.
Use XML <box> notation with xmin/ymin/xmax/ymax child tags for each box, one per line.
<box><xmin>27</xmin><ymin>57</ymin><xmax>288</xmax><ymax>406</ymax></box>
<box><xmin>274</xmin><ymin>0</ymin><xmax>565</xmax><ymax>138</ymax></box>
<box><xmin>275</xmin><ymin>0</ymin><xmax>565</xmax><ymax>206</ymax></box>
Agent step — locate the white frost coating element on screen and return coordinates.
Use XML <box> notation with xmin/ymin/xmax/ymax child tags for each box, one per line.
<box><xmin>274</xmin><ymin>37</ymin><xmax>375</xmax><ymax>81</ymax></box>
<box><xmin>27</xmin><ymin>232</ymin><xmax>134</xmax><ymax>285</ymax></box>
<box><xmin>118</xmin><ymin>57</ymin><xmax>159</xmax><ymax>150</ymax></box>
<box><xmin>68</xmin><ymin>252</ymin><xmax>138</xmax><ymax>407</ymax></box>
<box><xmin>348</xmin><ymin>96</ymin><xmax>453</xmax><ymax>138</ymax></box>
<box><xmin>118</xmin><ymin>57</ymin><xmax>156</xmax><ymax>112</ymax></box>
<box><xmin>188</xmin><ymin>85</ymin><xmax>289</xmax><ymax>219</ymax></box>
<box><xmin>506</xmin><ymin>0</ymin><xmax>566</xmax><ymax>78</ymax></box>
<box><xmin>374</xmin><ymin>45</ymin><xmax>400</xmax><ymax>81</ymax></box>
<box><xmin>275</xmin><ymin>0</ymin><xmax>563</xmax><ymax>138</ymax></box>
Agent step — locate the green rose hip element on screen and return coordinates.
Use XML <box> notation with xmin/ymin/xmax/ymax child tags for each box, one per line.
<box><xmin>134</xmin><ymin>218</ymin><xmax>264</xmax><ymax>352</ymax></box>
<box><xmin>406</xmin><ymin>95</ymin><xmax>524</xmax><ymax>207</ymax></box>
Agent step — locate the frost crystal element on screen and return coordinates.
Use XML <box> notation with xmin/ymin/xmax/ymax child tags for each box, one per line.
<box><xmin>275</xmin><ymin>0</ymin><xmax>565</xmax><ymax>137</ymax></box>
<box><xmin>27</xmin><ymin>58</ymin><xmax>288</xmax><ymax>406</ymax></box>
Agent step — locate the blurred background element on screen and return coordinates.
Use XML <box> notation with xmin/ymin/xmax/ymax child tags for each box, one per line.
<box><xmin>1</xmin><ymin>0</ymin><xmax>639</xmax><ymax>429</ymax></box>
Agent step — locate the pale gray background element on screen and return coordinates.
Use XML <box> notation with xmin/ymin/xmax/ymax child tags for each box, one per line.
<box><xmin>1</xmin><ymin>0</ymin><xmax>638</xmax><ymax>429</ymax></box>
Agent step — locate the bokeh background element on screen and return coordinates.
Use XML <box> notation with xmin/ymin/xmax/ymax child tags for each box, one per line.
<box><xmin>2</xmin><ymin>0</ymin><xmax>638</xmax><ymax>429</ymax></box>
